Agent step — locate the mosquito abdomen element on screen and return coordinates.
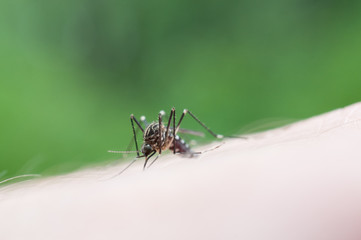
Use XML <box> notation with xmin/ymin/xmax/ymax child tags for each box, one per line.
<box><xmin>170</xmin><ymin>135</ymin><xmax>192</xmax><ymax>154</ymax></box>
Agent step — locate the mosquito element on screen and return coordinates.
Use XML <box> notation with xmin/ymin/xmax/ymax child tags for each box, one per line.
<box><xmin>109</xmin><ymin>108</ymin><xmax>229</xmax><ymax>176</ymax></box>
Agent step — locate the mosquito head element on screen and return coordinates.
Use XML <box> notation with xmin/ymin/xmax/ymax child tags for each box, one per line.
<box><xmin>141</xmin><ymin>143</ymin><xmax>153</xmax><ymax>156</ymax></box>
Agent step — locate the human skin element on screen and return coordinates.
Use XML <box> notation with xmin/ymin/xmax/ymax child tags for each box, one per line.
<box><xmin>1</xmin><ymin>102</ymin><xmax>361</xmax><ymax>240</ymax></box>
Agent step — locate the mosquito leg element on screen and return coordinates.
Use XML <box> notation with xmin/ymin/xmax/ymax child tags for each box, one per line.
<box><xmin>130</xmin><ymin>114</ymin><xmax>142</xmax><ymax>157</ymax></box>
<box><xmin>164</xmin><ymin>108</ymin><xmax>175</xmax><ymax>147</ymax></box>
<box><xmin>143</xmin><ymin>151</ymin><xmax>156</xmax><ymax>170</ymax></box>
<box><xmin>158</xmin><ymin>112</ymin><xmax>163</xmax><ymax>154</ymax></box>
<box><xmin>109</xmin><ymin>115</ymin><xmax>144</xmax><ymax>157</ymax></box>
<box><xmin>175</xmin><ymin>109</ymin><xmax>223</xmax><ymax>139</ymax></box>
<box><xmin>111</xmin><ymin>157</ymin><xmax>138</xmax><ymax>178</ymax></box>
<box><xmin>107</xmin><ymin>153</ymin><xmax>146</xmax><ymax>179</ymax></box>
<box><xmin>173</xmin><ymin>108</ymin><xmax>176</xmax><ymax>154</ymax></box>
<box><xmin>187</xmin><ymin>110</ymin><xmax>223</xmax><ymax>138</ymax></box>
<box><xmin>108</xmin><ymin>115</ymin><xmax>143</xmax><ymax>157</ymax></box>
<box><xmin>124</xmin><ymin>126</ymin><xmax>140</xmax><ymax>155</ymax></box>
<box><xmin>131</xmin><ymin>114</ymin><xmax>144</xmax><ymax>132</ymax></box>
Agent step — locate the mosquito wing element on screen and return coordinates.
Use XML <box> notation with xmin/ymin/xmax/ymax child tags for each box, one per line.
<box><xmin>175</xmin><ymin>128</ymin><xmax>205</xmax><ymax>137</ymax></box>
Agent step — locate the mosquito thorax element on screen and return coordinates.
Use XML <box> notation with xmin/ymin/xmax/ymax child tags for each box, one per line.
<box><xmin>144</xmin><ymin>122</ymin><xmax>161</xmax><ymax>139</ymax></box>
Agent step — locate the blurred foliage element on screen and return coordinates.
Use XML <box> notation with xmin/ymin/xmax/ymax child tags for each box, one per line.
<box><xmin>1</xmin><ymin>0</ymin><xmax>361</xmax><ymax>180</ymax></box>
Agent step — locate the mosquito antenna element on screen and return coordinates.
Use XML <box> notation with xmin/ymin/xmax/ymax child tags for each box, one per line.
<box><xmin>108</xmin><ymin>150</ymin><xmax>140</xmax><ymax>154</ymax></box>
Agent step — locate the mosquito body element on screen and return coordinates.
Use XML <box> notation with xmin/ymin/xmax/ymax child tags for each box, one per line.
<box><xmin>142</xmin><ymin>121</ymin><xmax>191</xmax><ymax>157</ymax></box>
<box><xmin>110</xmin><ymin>108</ymin><xmax>225</xmax><ymax>175</ymax></box>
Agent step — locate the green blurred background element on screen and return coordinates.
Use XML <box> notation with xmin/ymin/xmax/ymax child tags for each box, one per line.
<box><xmin>1</xmin><ymin>0</ymin><xmax>361</xmax><ymax>180</ymax></box>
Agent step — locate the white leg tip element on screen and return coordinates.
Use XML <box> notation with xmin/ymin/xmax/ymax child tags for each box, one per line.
<box><xmin>140</xmin><ymin>116</ymin><xmax>146</xmax><ymax>121</ymax></box>
<box><xmin>217</xmin><ymin>134</ymin><xmax>224</xmax><ymax>139</ymax></box>
<box><xmin>160</xmin><ymin>110</ymin><xmax>166</xmax><ymax>116</ymax></box>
